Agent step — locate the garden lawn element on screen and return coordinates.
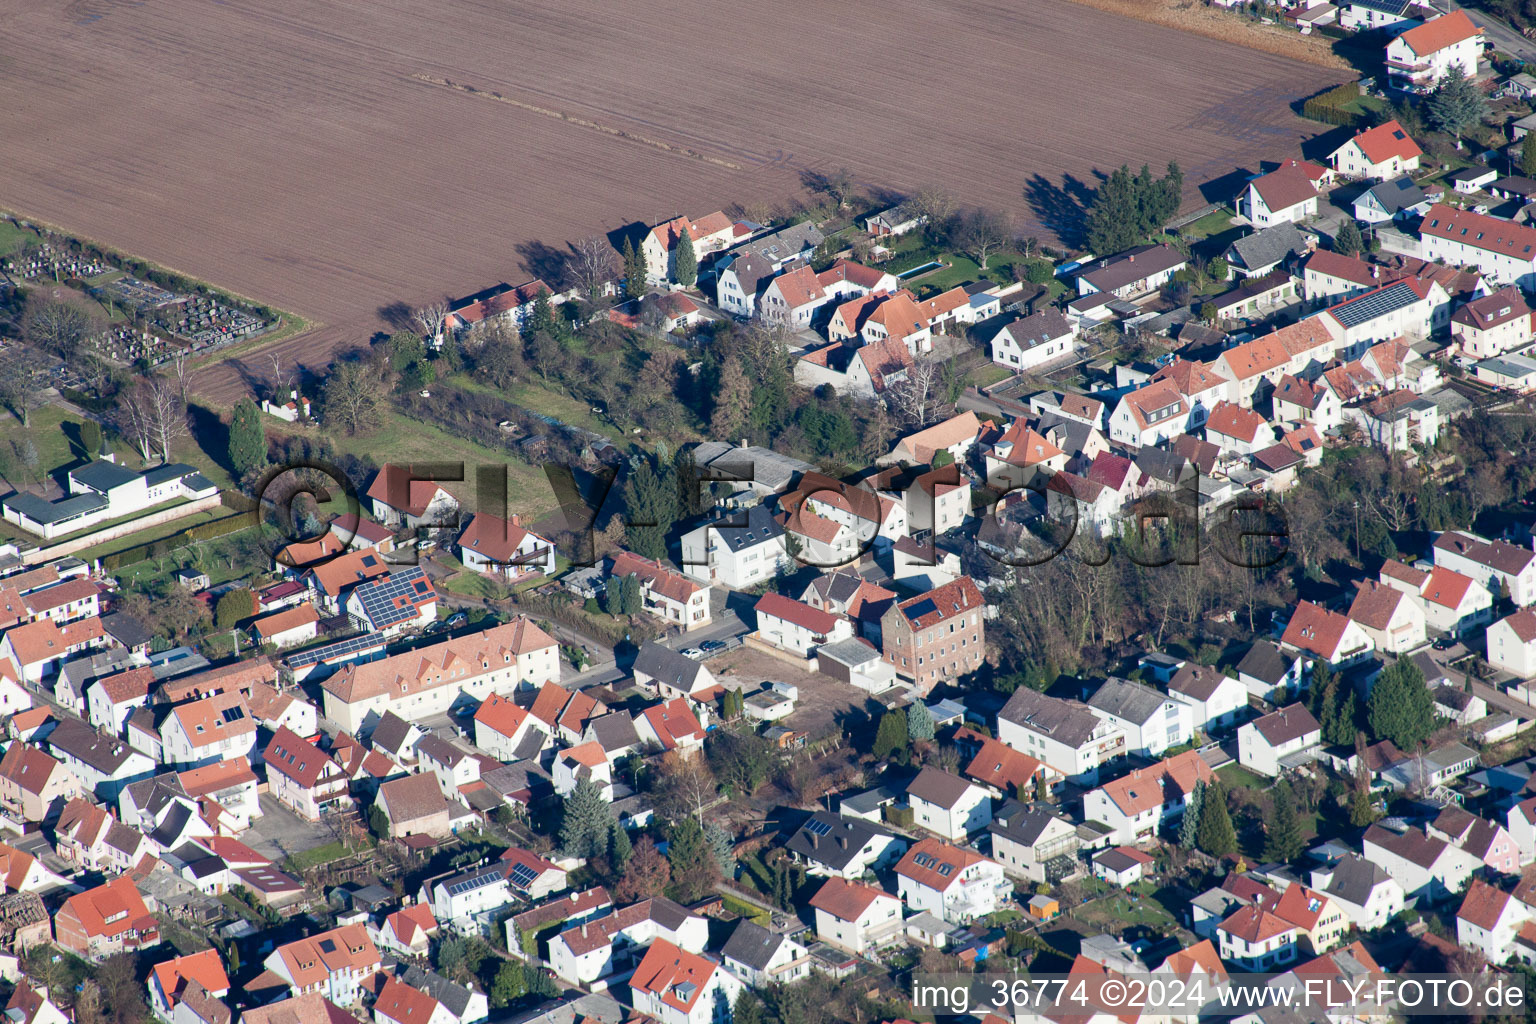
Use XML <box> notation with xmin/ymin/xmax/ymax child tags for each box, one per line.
<box><xmin>1217</xmin><ymin>763</ymin><xmax>1270</xmax><ymax>790</ymax></box>
<box><xmin>0</xmin><ymin>219</ymin><xmax>37</xmax><ymax>256</ymax></box>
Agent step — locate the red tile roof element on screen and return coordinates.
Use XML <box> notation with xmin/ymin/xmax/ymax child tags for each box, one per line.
<box><xmin>1094</xmin><ymin>750</ymin><xmax>1213</xmax><ymax>818</ymax></box>
<box><xmin>1350</xmin><ymin>120</ymin><xmax>1423</xmax><ymax>166</ymax></box>
<box><xmin>1281</xmin><ymin>600</ymin><xmax>1356</xmax><ymax>660</ymax></box>
<box><xmin>895</xmin><ymin>837</ymin><xmax>993</xmax><ymax>892</ymax></box>
<box><xmin>1421</xmin><ymin>205</ymin><xmax>1536</xmax><ymax>260</ymax></box>
<box><xmin>809</xmin><ymin>877</ymin><xmax>894</xmax><ymax>921</ymax></box>
<box><xmin>1395</xmin><ymin>10</ymin><xmax>1481</xmax><ymax>57</ymax></box>
<box><xmin>755</xmin><ymin>592</ymin><xmax>841</xmax><ymax>635</ymax></box>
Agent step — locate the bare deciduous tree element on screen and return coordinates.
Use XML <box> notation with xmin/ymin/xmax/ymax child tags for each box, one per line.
<box><xmin>135</xmin><ymin>375</ymin><xmax>189</xmax><ymax>463</ymax></box>
<box><xmin>322</xmin><ymin>360</ymin><xmax>387</xmax><ymax>435</ymax></box>
<box><xmin>950</xmin><ymin>206</ymin><xmax>1013</xmax><ymax>270</ymax></box>
<box><xmin>411</xmin><ymin>299</ymin><xmax>450</xmax><ymax>343</ymax></box>
<box><xmin>268</xmin><ymin>353</ymin><xmax>295</xmax><ymax>403</ymax></box>
<box><xmin>802</xmin><ymin>166</ymin><xmax>857</xmax><ymax>210</ymax></box>
<box><xmin>906</xmin><ymin>185</ymin><xmax>958</xmax><ymax>229</ymax></box>
<box><xmin>570</xmin><ymin>237</ymin><xmax>618</xmax><ymax>300</ymax></box>
<box><xmin>170</xmin><ymin>348</ymin><xmax>192</xmax><ymax>405</ymax></box>
<box><xmin>22</xmin><ymin>293</ymin><xmax>99</xmax><ymax>359</ymax></box>
<box><xmin>887</xmin><ymin>357</ymin><xmax>948</xmax><ymax>427</ymax></box>
<box><xmin>116</xmin><ymin>381</ymin><xmax>157</xmax><ymax>463</ymax></box>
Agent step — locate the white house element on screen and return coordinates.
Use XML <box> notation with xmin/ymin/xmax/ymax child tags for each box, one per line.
<box><xmin>1420</xmin><ymin>205</ymin><xmax>1536</xmax><ymax>290</ymax></box>
<box><xmin>1238</xmin><ymin>161</ymin><xmax>1328</xmax><ymax>228</ymax></box>
<box><xmin>1452</xmin><ymin>287</ymin><xmax>1533</xmax><ymax>361</ymax></box>
<box><xmin>997</xmin><ymin>687</ymin><xmax>1125</xmax><ymax>785</ymax></box>
<box><xmin>894</xmin><ymin>838</ymin><xmax>1009</xmax><ymax>925</ymax></box>
<box><xmin>1238</xmin><ymin>705</ymin><xmax>1322</xmax><ymax>778</ymax></box>
<box><xmin>1107</xmin><ymin>379</ymin><xmax>1189</xmax><ymax>447</ymax></box>
<box><xmin>1280</xmin><ymin>600</ymin><xmax>1375</xmax><ymax>668</ymax></box>
<box><xmin>753</xmin><ymin>593</ymin><xmax>853</xmax><ymax>658</ymax></box>
<box><xmin>365</xmin><ymin>465</ymin><xmax>460</xmax><ymax>531</ymax></box>
<box><xmin>1311</xmin><ymin>854</ymin><xmax>1406</xmax><ymax>932</ymax></box>
<box><xmin>547</xmin><ymin>897</ymin><xmax>708</xmax><ymax>985</ymax></box>
<box><xmin>1386</xmin><ymin>11</ymin><xmax>1482</xmax><ymax>93</ymax></box>
<box><xmin>990</xmin><ymin>310</ymin><xmax>1078</xmax><ymax>372</ymax></box>
<box><xmin>262</xmin><ymin>924</ymin><xmax>379</xmax><ymax>1005</ymax></box>
<box><xmin>1081</xmin><ymin>749</ymin><xmax>1215</xmax><ymax>844</ymax></box>
<box><xmin>785</xmin><ymin>811</ymin><xmax>907</xmax><ymax>879</ymax></box>
<box><xmin>809</xmin><ymin>878</ymin><xmax>904</xmax><ymax>955</ymax></box>
<box><xmin>629</xmin><ymin>939</ymin><xmax>743</xmax><ymax>1024</ymax></box>
<box><xmin>1204</xmin><ymin>401</ymin><xmax>1275</xmax><ymax>458</ymax></box>
<box><xmin>1489</xmin><ymin>609</ymin><xmax>1536</xmax><ymax>678</ymax></box>
<box><xmin>1434</xmin><ymin>530</ymin><xmax>1536</xmax><ymax>606</ymax></box>
<box><xmin>987</xmin><ymin>803</ymin><xmax>1080</xmax><ymax>884</ymax></box>
<box><xmin>456</xmin><ymin>514</ymin><xmax>556</xmax><ymax>578</ymax></box>
<box><xmin>678</xmin><ymin>504</ymin><xmax>788</xmax><ymax>589</ymax></box>
<box><xmin>1346</xmin><ymin>580</ymin><xmax>1426</xmax><ymax>654</ymax></box>
<box><xmin>1085</xmin><ymin>677</ymin><xmax>1193</xmax><ymax>757</ymax></box>
<box><xmin>1456</xmin><ymin>879</ymin><xmax>1536</xmax><ymax>963</ymax></box>
<box><xmin>905</xmin><ymin>767</ymin><xmax>992</xmax><ymax>841</ymax></box>
<box><xmin>1328</xmin><ymin>120</ymin><xmax>1423</xmax><ymax>182</ymax></box>
<box><xmin>1363</xmin><ymin>824</ymin><xmax>1479</xmax><ymax>902</ymax></box>
<box><xmin>1167</xmin><ymin>662</ymin><xmax>1249</xmax><ymax>735</ymax></box>
<box><xmin>719</xmin><ymin>919</ymin><xmax>811</xmax><ymax>989</ymax></box>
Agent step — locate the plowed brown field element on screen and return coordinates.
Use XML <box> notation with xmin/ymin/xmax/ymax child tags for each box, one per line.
<box><xmin>0</xmin><ymin>0</ymin><xmax>1346</xmax><ymax>404</ymax></box>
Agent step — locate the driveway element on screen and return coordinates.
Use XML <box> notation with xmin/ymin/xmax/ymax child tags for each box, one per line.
<box><xmin>248</xmin><ymin>793</ymin><xmax>336</xmax><ymax>861</ymax></box>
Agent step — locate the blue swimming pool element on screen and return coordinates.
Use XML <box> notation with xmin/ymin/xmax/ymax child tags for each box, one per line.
<box><xmin>898</xmin><ymin>260</ymin><xmax>943</xmax><ymax>279</ymax></box>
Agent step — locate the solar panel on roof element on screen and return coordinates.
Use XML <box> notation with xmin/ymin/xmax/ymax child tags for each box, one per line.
<box><xmin>355</xmin><ymin>568</ymin><xmax>432</xmax><ymax>628</ymax></box>
<box><xmin>220</xmin><ymin>707</ymin><xmax>245</xmax><ymax>724</ymax></box>
<box><xmin>805</xmin><ymin>818</ymin><xmax>833</xmax><ymax>837</ymax></box>
<box><xmin>1331</xmin><ymin>282</ymin><xmax>1415</xmax><ymax>328</ymax></box>
<box><xmin>509</xmin><ymin>862</ymin><xmax>540</xmax><ymax>888</ymax></box>
<box><xmin>319</xmin><ymin>938</ymin><xmax>337</xmax><ymax>953</ymax></box>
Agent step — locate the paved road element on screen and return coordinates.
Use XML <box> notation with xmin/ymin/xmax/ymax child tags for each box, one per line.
<box><xmin>1445</xmin><ymin>0</ymin><xmax>1536</xmax><ymax>64</ymax></box>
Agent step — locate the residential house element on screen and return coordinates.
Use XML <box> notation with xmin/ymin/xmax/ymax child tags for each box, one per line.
<box><xmin>1428</xmin><ymin>805</ymin><xmax>1519</xmax><ymax>875</ymax></box>
<box><xmin>547</xmin><ymin>897</ymin><xmax>708</xmax><ymax>985</ymax></box>
<box><xmin>319</xmin><ymin>618</ymin><xmax>559</xmax><ymax>734</ymax></box>
<box><xmin>634</xmin><ymin>698</ymin><xmax>706</xmax><ymax>754</ymax></box>
<box><xmin>262</xmin><ymin>924</ymin><xmax>379</xmax><ymax>1004</ymax></box>
<box><xmin>1452</xmin><ymin>287</ymin><xmax>1533</xmax><ymax>360</ymax></box>
<box><xmin>1238</xmin><ymin>704</ymin><xmax>1322</xmax><ymax>777</ymax></box>
<box><xmin>1223</xmin><ymin>222</ymin><xmax>1310</xmax><ymax>278</ymax></box>
<box><xmin>1353</xmin><ymin>177</ymin><xmax>1432</xmax><ymax>224</ymax></box>
<box><xmin>1273</xmin><ymin>374</ymin><xmax>1342</xmax><ymax>433</ymax></box>
<box><xmin>0</xmin><ymin>743</ymin><xmax>80</xmax><ymax>826</ymax></box>
<box><xmin>719</xmin><ymin>919</ymin><xmax>810</xmax><ymax>989</ymax></box>
<box><xmin>1490</xmin><ymin>609</ymin><xmax>1536</xmax><ymax>677</ymax></box>
<box><xmin>1044</xmin><ymin>471</ymin><xmax>1120</xmax><ymax>540</ymax></box>
<box><xmin>53</xmin><ymin>875</ymin><xmax>159</xmax><ymax>959</ymax></box>
<box><xmin>1434</xmin><ymin>529</ymin><xmax>1536</xmax><ymax>605</ymax></box>
<box><xmin>250</xmin><ymin>605</ymin><xmax>321</xmax><ymax>649</ymax></box>
<box><xmin>1086</xmin><ymin>677</ymin><xmax>1193</xmax><ymax>757</ymax></box>
<box><xmin>640</xmin><ymin>212</ymin><xmax>736</xmax><ymax>283</ymax></box>
<box><xmin>1217</xmin><ymin>903</ymin><xmax>1302</xmax><ymax>971</ymax></box>
<box><xmin>1386</xmin><ymin>11</ymin><xmax>1482</xmax><ymax>92</ymax></box>
<box><xmin>1456</xmin><ymin>878</ymin><xmax>1536</xmax><ymax>962</ymax></box>
<box><xmin>1311</xmin><ymin>853</ymin><xmax>1405</xmax><ymax>932</ymax></box>
<box><xmin>631</xmin><ymin>643</ymin><xmax>720</xmax><ymax>702</ymax></box>
<box><xmin>1341</xmin><ymin>0</ymin><xmax>1419</xmax><ymax>31</ymax></box>
<box><xmin>1238</xmin><ymin>160</ymin><xmax>1328</xmax><ymax>227</ymax></box>
<box><xmin>1329</xmin><ymin>119</ymin><xmax>1423</xmax><ymax>181</ymax></box>
<box><xmin>1166</xmin><ymin>661</ymin><xmax>1248</xmax><ymax>735</ymax></box>
<box><xmin>989</xmin><ymin>310</ymin><xmax>1078</xmax><ymax>372</ymax></box>
<box><xmin>754</xmin><ymin>593</ymin><xmax>852</xmax><ymax>658</ymax></box>
<box><xmin>1093</xmin><ymin>847</ymin><xmax>1154</xmax><ymax>887</ymax></box>
<box><xmin>440</xmin><ymin>280</ymin><xmax>553</xmax><ymax>339</ymax></box>
<box><xmin>986</xmin><ymin>802</ymin><xmax>1080</xmax><ymax>883</ymax></box>
<box><xmin>374</xmin><ymin>904</ymin><xmax>438</xmax><ymax>957</ymax></box>
<box><xmin>879</xmin><ymin>577</ymin><xmax>986</xmax><ymax>692</ymax></box>
<box><xmin>376</xmin><ymin>772</ymin><xmax>451</xmax><ymax>839</ymax></box>
<box><xmin>1281</xmin><ymin>599</ymin><xmax>1375</xmax><ymax>668</ymax></box>
<box><xmin>997</xmin><ymin>686</ymin><xmax>1126</xmax><ymax>785</ymax></box>
<box><xmin>808</xmin><ymin>877</ymin><xmax>903</xmax><ymax>955</ymax></box>
<box><xmin>365</xmin><ymin>464</ymin><xmax>460</xmax><ymax>530</ymax></box>
<box><xmin>905</xmin><ymin>767</ymin><xmax>992</xmax><ymax>841</ymax></box>
<box><xmin>759</xmin><ymin>259</ymin><xmax>897</xmax><ymax>328</ymax></box>
<box><xmin>372</xmin><ymin>977</ymin><xmax>455</xmax><ymax>1024</ymax></box>
<box><xmin>1076</xmin><ymin>244</ymin><xmax>1188</xmax><ymax>300</ymax></box>
<box><xmin>678</xmin><ymin>504</ymin><xmax>787</xmax><ymax>589</ymax></box>
<box><xmin>423</xmin><ymin>864</ymin><xmax>514</xmax><ymax>932</ymax></box>
<box><xmin>1205</xmin><ymin>401</ymin><xmax>1275</xmax><ymax>459</ymax></box>
<box><xmin>1151</xmin><ymin>358</ymin><xmax>1231</xmax><ymax>429</ymax></box>
<box><xmin>1420</xmin><ymin>205</ymin><xmax>1536</xmax><ymax>289</ymax></box>
<box><xmin>629</xmin><ymin>938</ymin><xmax>743</xmax><ymax>1024</ymax></box>
<box><xmin>1</xmin><ymin>616</ymin><xmax>110</xmax><ymax>684</ymax></box>
<box><xmin>1347</xmin><ymin>580</ymin><xmax>1427</xmax><ymax>653</ymax></box>
<box><xmin>785</xmin><ymin>810</ymin><xmax>906</xmax><ymax>879</ymax></box>
<box><xmin>160</xmin><ymin>691</ymin><xmax>257</xmax><ymax>768</ymax></box>
<box><xmin>552</xmin><ymin>741</ymin><xmax>612</xmax><ymax>799</ymax></box>
<box><xmin>149</xmin><ymin>950</ymin><xmax>230</xmax><ymax>1020</ymax></box>
<box><xmin>1108</xmin><ymin>379</ymin><xmax>1189</xmax><ymax>447</ymax></box>
<box><xmin>894</xmin><ymin>838</ymin><xmax>1008</xmax><ymax>925</ymax></box>
<box><xmin>1363</xmin><ymin>823</ymin><xmax>1480</xmax><ymax>902</ymax></box>
<box><xmin>886</xmin><ymin>411</ymin><xmax>983</xmax><ymax>467</ymax></box>
<box><xmin>264</xmin><ymin>727</ymin><xmax>350</xmax><ymax>821</ymax></box>
<box><xmin>1081</xmin><ymin>749</ymin><xmax>1215</xmax><ymax>844</ymax></box>
<box><xmin>960</xmin><ymin>732</ymin><xmax>1051</xmax><ymax>799</ymax></box>
<box><xmin>455</xmin><ymin>514</ymin><xmax>555</xmax><ymax>578</ymax></box>
<box><xmin>609</xmin><ymin>551</ymin><xmax>712</xmax><ymax>632</ymax></box>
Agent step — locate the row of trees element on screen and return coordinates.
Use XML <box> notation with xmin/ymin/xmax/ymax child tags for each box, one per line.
<box><xmin>1084</xmin><ymin>162</ymin><xmax>1184</xmax><ymax>255</ymax></box>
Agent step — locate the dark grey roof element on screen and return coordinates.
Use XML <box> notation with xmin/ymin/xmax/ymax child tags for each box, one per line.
<box><xmin>101</xmin><ymin>612</ymin><xmax>153</xmax><ymax>649</ymax></box>
<box><xmin>647</xmin><ymin>896</ymin><xmax>692</xmax><ymax>932</ymax></box>
<box><xmin>369</xmin><ymin>711</ymin><xmax>415</xmax><ymax>756</ymax></box>
<box><xmin>998</xmin><ymin>688</ymin><xmax>1102</xmax><ymax>747</ymax></box>
<box><xmin>732</xmin><ymin>221</ymin><xmax>825</xmax><ymax>264</ymax></box>
<box><xmin>1078</xmin><ymin>244</ymin><xmax>1186</xmax><ymax>293</ymax></box>
<box><xmin>721</xmin><ymin>252</ymin><xmax>776</xmax><ymax>299</ymax></box>
<box><xmin>482</xmin><ymin>760</ymin><xmax>552</xmax><ymax>801</ymax></box>
<box><xmin>705</xmin><ymin>503</ymin><xmax>784</xmax><ymax>553</ymax></box>
<box><xmin>989</xmin><ymin>803</ymin><xmax>1074</xmax><ymax>848</ymax></box>
<box><xmin>402</xmin><ymin>966</ymin><xmax>479</xmax><ymax>1018</ymax></box>
<box><xmin>71</xmin><ymin>460</ymin><xmax>141</xmax><ymax>492</ymax></box>
<box><xmin>1224</xmin><ymin>223</ymin><xmax>1308</xmax><ymax>273</ymax></box>
<box><xmin>1093</xmin><ymin>848</ymin><xmax>1144</xmax><ymax>873</ymax></box>
<box><xmin>1</xmin><ymin>491</ymin><xmax>107</xmax><ymax>526</ymax></box>
<box><xmin>1348</xmin><ymin>0</ymin><xmax>1410</xmax><ymax>13</ymax></box>
<box><xmin>512</xmin><ymin>726</ymin><xmax>549</xmax><ymax>762</ymax></box>
<box><xmin>589</xmin><ymin>713</ymin><xmax>640</xmax><ymax>753</ymax></box>
<box><xmin>103</xmin><ymin>820</ymin><xmax>143</xmax><ymax>855</ymax></box>
<box><xmin>786</xmin><ymin>811</ymin><xmax>900</xmax><ymax>870</ymax></box>
<box><xmin>47</xmin><ymin>718</ymin><xmax>141</xmax><ymax>774</ymax></box>
<box><xmin>805</xmin><ymin>570</ymin><xmax>865</xmax><ymax>607</ymax></box>
<box><xmin>415</xmin><ymin>733</ymin><xmax>467</xmax><ymax>767</ymax></box>
<box><xmin>1237</xmin><ymin>640</ymin><xmax>1293</xmax><ymax>685</ymax></box>
<box><xmin>906</xmin><ymin>767</ymin><xmax>977</xmax><ymax>810</ymax></box>
<box><xmin>633</xmin><ymin>642</ymin><xmax>706</xmax><ymax>690</ymax></box>
<box><xmin>1323</xmin><ymin>853</ymin><xmax>1392</xmax><ymax>906</ymax></box>
<box><xmin>999</xmin><ymin>309</ymin><xmax>1074</xmax><ymax>350</ymax></box>
<box><xmin>817</xmin><ymin>636</ymin><xmax>883</xmax><ymax>668</ymax></box>
<box><xmin>140</xmin><ymin>462</ymin><xmax>198</xmax><ymax>487</ymax></box>
<box><xmin>1134</xmin><ymin>447</ymin><xmax>1191</xmax><ymax>487</ymax></box>
<box><xmin>150</xmin><ymin>801</ymin><xmax>194</xmax><ymax>848</ymax></box>
<box><xmin>1358</xmin><ymin>176</ymin><xmax>1426</xmax><ymax>216</ymax></box>
<box><xmin>1086</xmin><ymin>677</ymin><xmax>1168</xmax><ymax>725</ymax></box>
<box><xmin>720</xmin><ymin>918</ymin><xmax>788</xmax><ymax>972</ymax></box>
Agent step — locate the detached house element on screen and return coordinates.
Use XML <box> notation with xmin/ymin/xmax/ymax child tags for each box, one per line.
<box><xmin>1167</xmin><ymin>662</ymin><xmax>1248</xmax><ymax>735</ymax></box>
<box><xmin>1329</xmin><ymin>119</ymin><xmax>1423</xmax><ymax>182</ymax></box>
<box><xmin>719</xmin><ymin>918</ymin><xmax>810</xmax><ymax>989</ymax></box>
<box><xmin>1386</xmin><ymin>11</ymin><xmax>1482</xmax><ymax>92</ymax></box>
<box><xmin>366</xmin><ymin>464</ymin><xmax>459</xmax><ymax>530</ymax></box>
<box><xmin>1490</xmin><ymin>609</ymin><xmax>1536</xmax><ymax>677</ymax></box>
<box><xmin>989</xmin><ymin>310</ymin><xmax>1078</xmax><ymax>372</ymax></box>
<box><xmin>264</xmin><ymin>727</ymin><xmax>350</xmax><ymax>821</ymax></box>
<box><xmin>1238</xmin><ymin>704</ymin><xmax>1322</xmax><ymax>778</ymax></box>
<box><xmin>263</xmin><ymin>924</ymin><xmax>379</xmax><ymax>1005</ymax></box>
<box><xmin>1086</xmin><ymin>677</ymin><xmax>1193</xmax><ymax>757</ymax></box>
<box><xmin>635</xmin><ymin>698</ymin><xmax>706</xmax><ymax>754</ymax></box>
<box><xmin>610</xmin><ymin>551</ymin><xmax>712</xmax><ymax>631</ymax></box>
<box><xmin>1311</xmin><ymin>853</ymin><xmax>1405</xmax><ymax>931</ymax></box>
<box><xmin>1108</xmin><ymin>379</ymin><xmax>1189</xmax><ymax>447</ymax></box>
<box><xmin>548</xmin><ymin>897</ymin><xmax>708</xmax><ymax>985</ymax></box>
<box><xmin>1281</xmin><ymin>599</ymin><xmax>1375</xmax><ymax>668</ymax></box>
<box><xmin>1452</xmin><ymin>287</ymin><xmax>1533</xmax><ymax>360</ymax></box>
<box><xmin>456</xmin><ymin>514</ymin><xmax>555</xmax><ymax>578</ymax></box>
<box><xmin>641</xmin><ymin>212</ymin><xmax>736</xmax><ymax>283</ymax></box>
<box><xmin>678</xmin><ymin>504</ymin><xmax>788</xmax><ymax>589</ymax></box>
<box><xmin>1238</xmin><ymin>160</ymin><xmax>1329</xmax><ymax>227</ymax></box>
<box><xmin>809</xmin><ymin>878</ymin><xmax>903</xmax><ymax>954</ymax></box>
<box><xmin>987</xmin><ymin>802</ymin><xmax>1080</xmax><ymax>884</ymax></box>
<box><xmin>1347</xmin><ymin>580</ymin><xmax>1426</xmax><ymax>653</ymax></box>
<box><xmin>1205</xmin><ymin>401</ymin><xmax>1275</xmax><ymax>458</ymax></box>
<box><xmin>894</xmin><ymin>837</ymin><xmax>1008</xmax><ymax>925</ymax></box>
<box><xmin>997</xmin><ymin>687</ymin><xmax>1125</xmax><ymax>785</ymax></box>
<box><xmin>785</xmin><ymin>810</ymin><xmax>906</xmax><ymax>879</ymax></box>
<box><xmin>471</xmin><ymin>691</ymin><xmax>546</xmax><ymax>763</ymax></box>
<box><xmin>754</xmin><ymin>593</ymin><xmax>852</xmax><ymax>658</ymax></box>
<box><xmin>629</xmin><ymin>938</ymin><xmax>743</xmax><ymax>1024</ymax></box>
<box><xmin>1081</xmin><ymin>749</ymin><xmax>1215</xmax><ymax>844</ymax></box>
<box><xmin>1076</xmin><ymin>244</ymin><xmax>1188</xmax><ymax>301</ymax></box>
<box><xmin>905</xmin><ymin>767</ymin><xmax>992</xmax><ymax>841</ymax></box>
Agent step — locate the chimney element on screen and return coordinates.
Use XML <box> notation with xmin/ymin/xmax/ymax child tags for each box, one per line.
<box><xmin>1372</xmin><ymin>265</ymin><xmax>1380</xmax><ymax>279</ymax></box>
<box><xmin>740</xmin><ymin>438</ymin><xmax>749</xmax><ymax>449</ymax></box>
<box><xmin>838</xmin><ymin>836</ymin><xmax>848</xmax><ymax>850</ymax></box>
<box><xmin>810</xmin><ymin>834</ymin><xmax>819</xmax><ymax>849</ymax></box>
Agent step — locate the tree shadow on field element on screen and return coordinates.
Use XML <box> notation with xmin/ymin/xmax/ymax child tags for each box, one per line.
<box><xmin>864</xmin><ymin>184</ymin><xmax>906</xmax><ymax>211</ymax></box>
<box><xmin>1199</xmin><ymin>168</ymin><xmax>1256</xmax><ymax>206</ymax></box>
<box><xmin>516</xmin><ymin>240</ymin><xmax>574</xmax><ymax>291</ymax></box>
<box><xmin>1022</xmin><ymin>173</ymin><xmax>1093</xmax><ymax>249</ymax></box>
<box><xmin>187</xmin><ymin>403</ymin><xmax>236</xmax><ymax>479</ymax></box>
<box><xmin>377</xmin><ymin>302</ymin><xmax>414</xmax><ymax>333</ymax></box>
<box><xmin>607</xmin><ymin>222</ymin><xmax>648</xmax><ymax>256</ymax></box>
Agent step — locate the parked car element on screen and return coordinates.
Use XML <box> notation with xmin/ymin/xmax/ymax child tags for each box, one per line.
<box><xmin>681</xmin><ymin>647</ymin><xmax>705</xmax><ymax>659</ymax></box>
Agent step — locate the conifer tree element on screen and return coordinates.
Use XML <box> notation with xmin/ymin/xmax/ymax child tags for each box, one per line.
<box><xmin>873</xmin><ymin>710</ymin><xmax>909</xmax><ymax>761</ymax></box>
<box><xmin>1179</xmin><ymin>780</ymin><xmax>1205</xmax><ymax>850</ymax></box>
<box><xmin>674</xmin><ymin>230</ymin><xmax>698</xmax><ymax>288</ymax></box>
<box><xmin>559</xmin><ymin>778</ymin><xmax>612</xmax><ymax>858</ymax></box>
<box><xmin>907</xmin><ymin>701</ymin><xmax>936</xmax><ymax>743</ymax></box>
<box><xmin>623</xmin><ymin>237</ymin><xmax>646</xmax><ymax>299</ymax></box>
<box><xmin>1197</xmin><ymin>782</ymin><xmax>1236</xmax><ymax>858</ymax></box>
<box><xmin>1264</xmin><ymin>782</ymin><xmax>1305</xmax><ymax>863</ymax></box>
<box><xmin>1334</xmin><ymin>219</ymin><xmax>1363</xmax><ymax>258</ymax></box>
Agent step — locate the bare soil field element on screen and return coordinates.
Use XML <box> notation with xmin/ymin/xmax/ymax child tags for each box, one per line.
<box><xmin>0</xmin><ymin>0</ymin><xmax>1347</xmax><ymax>406</ymax></box>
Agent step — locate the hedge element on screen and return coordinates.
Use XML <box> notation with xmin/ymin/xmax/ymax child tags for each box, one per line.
<box><xmin>1301</xmin><ymin>83</ymin><xmax>1365</xmax><ymax>128</ymax></box>
<box><xmin>100</xmin><ymin>513</ymin><xmax>252</xmax><ymax>570</ymax></box>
